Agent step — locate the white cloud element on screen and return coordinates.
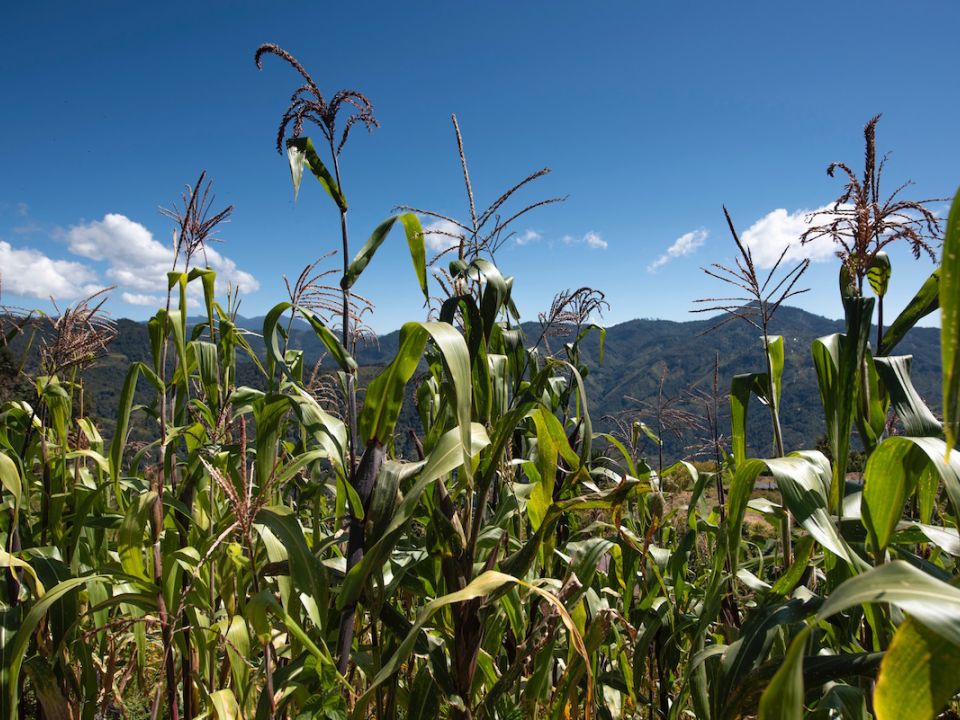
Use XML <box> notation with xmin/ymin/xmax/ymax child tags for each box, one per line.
<box><xmin>422</xmin><ymin>218</ymin><xmax>465</xmax><ymax>253</ymax></box>
<box><xmin>647</xmin><ymin>228</ymin><xmax>708</xmax><ymax>272</ymax></box>
<box><xmin>121</xmin><ymin>292</ymin><xmax>165</xmax><ymax>306</ymax></box>
<box><xmin>584</xmin><ymin>231</ymin><xmax>607</xmax><ymax>249</ymax></box>
<box><xmin>66</xmin><ymin>214</ymin><xmax>259</xmax><ymax>302</ymax></box>
<box><xmin>740</xmin><ymin>205</ymin><xmax>844</xmax><ymax>268</ymax></box>
<box><xmin>0</xmin><ymin>240</ymin><xmax>100</xmax><ymax>300</ymax></box>
<box><xmin>562</xmin><ymin>230</ymin><xmax>608</xmax><ymax>250</ymax></box>
<box><xmin>515</xmin><ymin>229</ymin><xmax>541</xmax><ymax>246</ymax></box>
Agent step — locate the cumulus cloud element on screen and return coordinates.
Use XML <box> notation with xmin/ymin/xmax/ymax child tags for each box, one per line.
<box><xmin>121</xmin><ymin>292</ymin><xmax>165</xmax><ymax>306</ymax></box>
<box><xmin>0</xmin><ymin>240</ymin><xmax>100</xmax><ymax>300</ymax></box>
<box><xmin>422</xmin><ymin>218</ymin><xmax>465</xmax><ymax>253</ymax></box>
<box><xmin>66</xmin><ymin>213</ymin><xmax>259</xmax><ymax>299</ymax></box>
<box><xmin>647</xmin><ymin>228</ymin><xmax>708</xmax><ymax>272</ymax></box>
<box><xmin>740</xmin><ymin>205</ymin><xmax>844</xmax><ymax>268</ymax></box>
<box><xmin>514</xmin><ymin>229</ymin><xmax>541</xmax><ymax>246</ymax></box>
<box><xmin>562</xmin><ymin>231</ymin><xmax>608</xmax><ymax>250</ymax></box>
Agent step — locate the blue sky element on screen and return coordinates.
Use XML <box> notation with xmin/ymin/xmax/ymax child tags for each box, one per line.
<box><xmin>1</xmin><ymin>1</ymin><xmax>958</xmax><ymax>332</ymax></box>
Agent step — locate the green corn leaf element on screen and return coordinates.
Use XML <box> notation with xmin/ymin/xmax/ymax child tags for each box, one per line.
<box><xmin>357</xmin><ymin>323</ymin><xmax>429</xmax><ymax>444</ymax></box>
<box><xmin>757</xmin><ymin>627</ymin><xmax>810</xmax><ymax>720</ymax></box>
<box><xmin>338</xmin><ymin>423</ymin><xmax>490</xmax><ymax>611</ymax></box>
<box><xmin>187</xmin><ymin>266</ymin><xmax>217</xmax><ymax>333</ymax></box>
<box><xmin>873</xmin><ymin>355</ymin><xmax>941</xmax><ymax>437</ymax></box>
<box><xmin>941</xmin><ymin>185</ymin><xmax>960</xmax><ymax>454</ymax></box>
<box><xmin>874</xmin><ymin>616</ymin><xmax>960</xmax><ymax>720</ymax></box>
<box><xmin>352</xmin><ymin>570</ymin><xmax>591</xmax><ymax>720</ymax></box>
<box><xmin>224</xmin><ymin>616</ymin><xmax>251</xmax><ymax>706</ymax></box>
<box><xmin>812</xmin><ymin>300</ymin><xmax>872</xmax><ymax>515</ymax></box>
<box><xmin>855</xmin><ymin>348</ymin><xmax>888</xmax><ymax>451</ymax></box>
<box><xmin>343</xmin><ymin>213</ymin><xmax>428</xmax><ymax>301</ymax></box>
<box><xmin>2</xmin><ymin>576</ymin><xmax>105</xmax><ymax>719</ymax></box>
<box><xmin>209</xmin><ymin>690</ymin><xmax>241</xmax><ymax>720</ymax></box>
<box><xmin>882</xmin><ymin>268</ymin><xmax>939</xmax><ymax>354</ymax></box>
<box><xmin>867</xmin><ymin>251</ymin><xmax>891</xmax><ymax>298</ymax></box>
<box><xmin>552</xmin><ymin>359</ymin><xmax>593</xmax><ymax>467</ymax></box>
<box><xmin>286</xmin><ymin>136</ymin><xmax>346</xmax><ymax>210</ymax></box>
<box><xmin>862</xmin><ymin>436</ymin><xmax>960</xmax><ymax>555</ymax></box>
<box><xmin>0</xmin><ymin>452</ymin><xmax>21</xmax><ymax>529</ymax></box>
<box><xmin>262</xmin><ymin>302</ymin><xmax>357</xmax><ymax>381</ymax></box>
<box><xmin>817</xmin><ymin>560</ymin><xmax>960</xmax><ymax>646</ymax></box>
<box><xmin>359</xmin><ymin>322</ymin><xmax>471</xmax><ymax>477</ymax></box>
<box><xmin>251</xmin><ymin>395</ymin><xmax>290</xmax><ymax>491</ymax></box>
<box><xmin>190</xmin><ymin>340</ymin><xmax>220</xmax><ymax>407</ymax></box>
<box><xmin>730</xmin><ymin>372</ymin><xmax>765</xmax><ymax>467</ymax></box>
<box><xmin>528</xmin><ymin>408</ymin><xmax>579</xmax><ymax>530</ymax></box>
<box><xmin>463</xmin><ymin>257</ymin><xmax>508</xmax><ymax>338</ymax></box>
<box><xmin>722</xmin><ymin>601</ymin><xmax>817</xmax><ymax>717</ymax></box>
<box><xmin>765</xmin><ymin>335</ymin><xmax>784</xmax><ymax>410</ymax></box>
<box><xmin>727</xmin><ymin>453</ymin><xmax>863</xmax><ymax>575</ymax></box>
<box><xmin>118</xmin><ymin>491</ymin><xmax>157</xmax><ymax>581</ymax></box>
<box><xmin>109</xmin><ymin>362</ymin><xmax>162</xmax><ymax>484</ymax></box>
<box><xmin>255</xmin><ymin>506</ymin><xmax>328</xmax><ymax>617</ymax></box>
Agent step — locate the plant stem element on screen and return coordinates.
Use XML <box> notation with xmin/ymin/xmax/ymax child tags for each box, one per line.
<box><xmin>156</xmin><ymin>289</ymin><xmax>180</xmax><ymax>720</ymax></box>
<box><xmin>876</xmin><ymin>295</ymin><xmax>884</xmax><ymax>356</ymax></box>
<box><xmin>329</xmin><ymin>144</ymin><xmax>364</xmax><ymax>675</ymax></box>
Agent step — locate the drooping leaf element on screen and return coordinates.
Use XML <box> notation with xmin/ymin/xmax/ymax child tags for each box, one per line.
<box><xmin>817</xmin><ymin>560</ymin><xmax>960</xmax><ymax>647</ymax></box>
<box><xmin>286</xmin><ymin>136</ymin><xmax>346</xmax><ymax>210</ymax></box>
<box><xmin>730</xmin><ymin>372</ymin><xmax>764</xmax><ymax>467</ymax></box>
<box><xmin>874</xmin><ymin>355</ymin><xmax>941</xmax><ymax>437</ymax></box>
<box><xmin>867</xmin><ymin>251</ymin><xmax>891</xmax><ymax>298</ymax></box>
<box><xmin>342</xmin><ymin>213</ymin><xmax>427</xmax><ymax>301</ymax></box>
<box><xmin>262</xmin><ymin>302</ymin><xmax>356</xmax><ymax>381</ymax></box>
<box><xmin>352</xmin><ymin>570</ymin><xmax>592</xmax><ymax>720</ymax></box>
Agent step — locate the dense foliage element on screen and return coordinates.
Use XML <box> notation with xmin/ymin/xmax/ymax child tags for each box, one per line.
<box><xmin>2</xmin><ymin>50</ymin><xmax>960</xmax><ymax>720</ymax></box>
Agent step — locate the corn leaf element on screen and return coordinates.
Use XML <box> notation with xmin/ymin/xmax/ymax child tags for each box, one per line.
<box><xmin>343</xmin><ymin>213</ymin><xmax>427</xmax><ymax>301</ymax></box>
<box><xmin>874</xmin><ymin>617</ymin><xmax>960</xmax><ymax>720</ymax></box>
<box><xmin>941</xmin><ymin>185</ymin><xmax>960</xmax><ymax>453</ymax></box>
<box><xmin>882</xmin><ymin>268</ymin><xmax>939</xmax><ymax>354</ymax></box>
<box><xmin>286</xmin><ymin>136</ymin><xmax>346</xmax><ymax>210</ymax></box>
<box><xmin>867</xmin><ymin>251</ymin><xmax>891</xmax><ymax>298</ymax></box>
<box><xmin>757</xmin><ymin>627</ymin><xmax>810</xmax><ymax>720</ymax></box>
<box><xmin>817</xmin><ymin>560</ymin><xmax>960</xmax><ymax>646</ymax></box>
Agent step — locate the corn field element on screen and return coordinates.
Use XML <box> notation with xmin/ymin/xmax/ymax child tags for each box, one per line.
<box><xmin>2</xmin><ymin>46</ymin><xmax>960</xmax><ymax>720</ymax></box>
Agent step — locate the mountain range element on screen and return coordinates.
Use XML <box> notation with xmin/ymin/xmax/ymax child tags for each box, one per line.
<box><xmin>1</xmin><ymin>306</ymin><xmax>941</xmax><ymax>464</ymax></box>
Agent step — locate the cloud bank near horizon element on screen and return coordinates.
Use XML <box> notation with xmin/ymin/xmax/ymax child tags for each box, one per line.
<box><xmin>1</xmin><ymin>213</ymin><xmax>259</xmax><ymax>309</ymax></box>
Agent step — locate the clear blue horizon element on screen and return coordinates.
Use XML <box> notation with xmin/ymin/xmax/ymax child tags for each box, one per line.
<box><xmin>2</xmin><ymin>2</ymin><xmax>958</xmax><ymax>333</ymax></box>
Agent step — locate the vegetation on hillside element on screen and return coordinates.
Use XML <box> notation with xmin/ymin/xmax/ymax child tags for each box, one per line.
<box><xmin>2</xmin><ymin>48</ymin><xmax>960</xmax><ymax>720</ymax></box>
